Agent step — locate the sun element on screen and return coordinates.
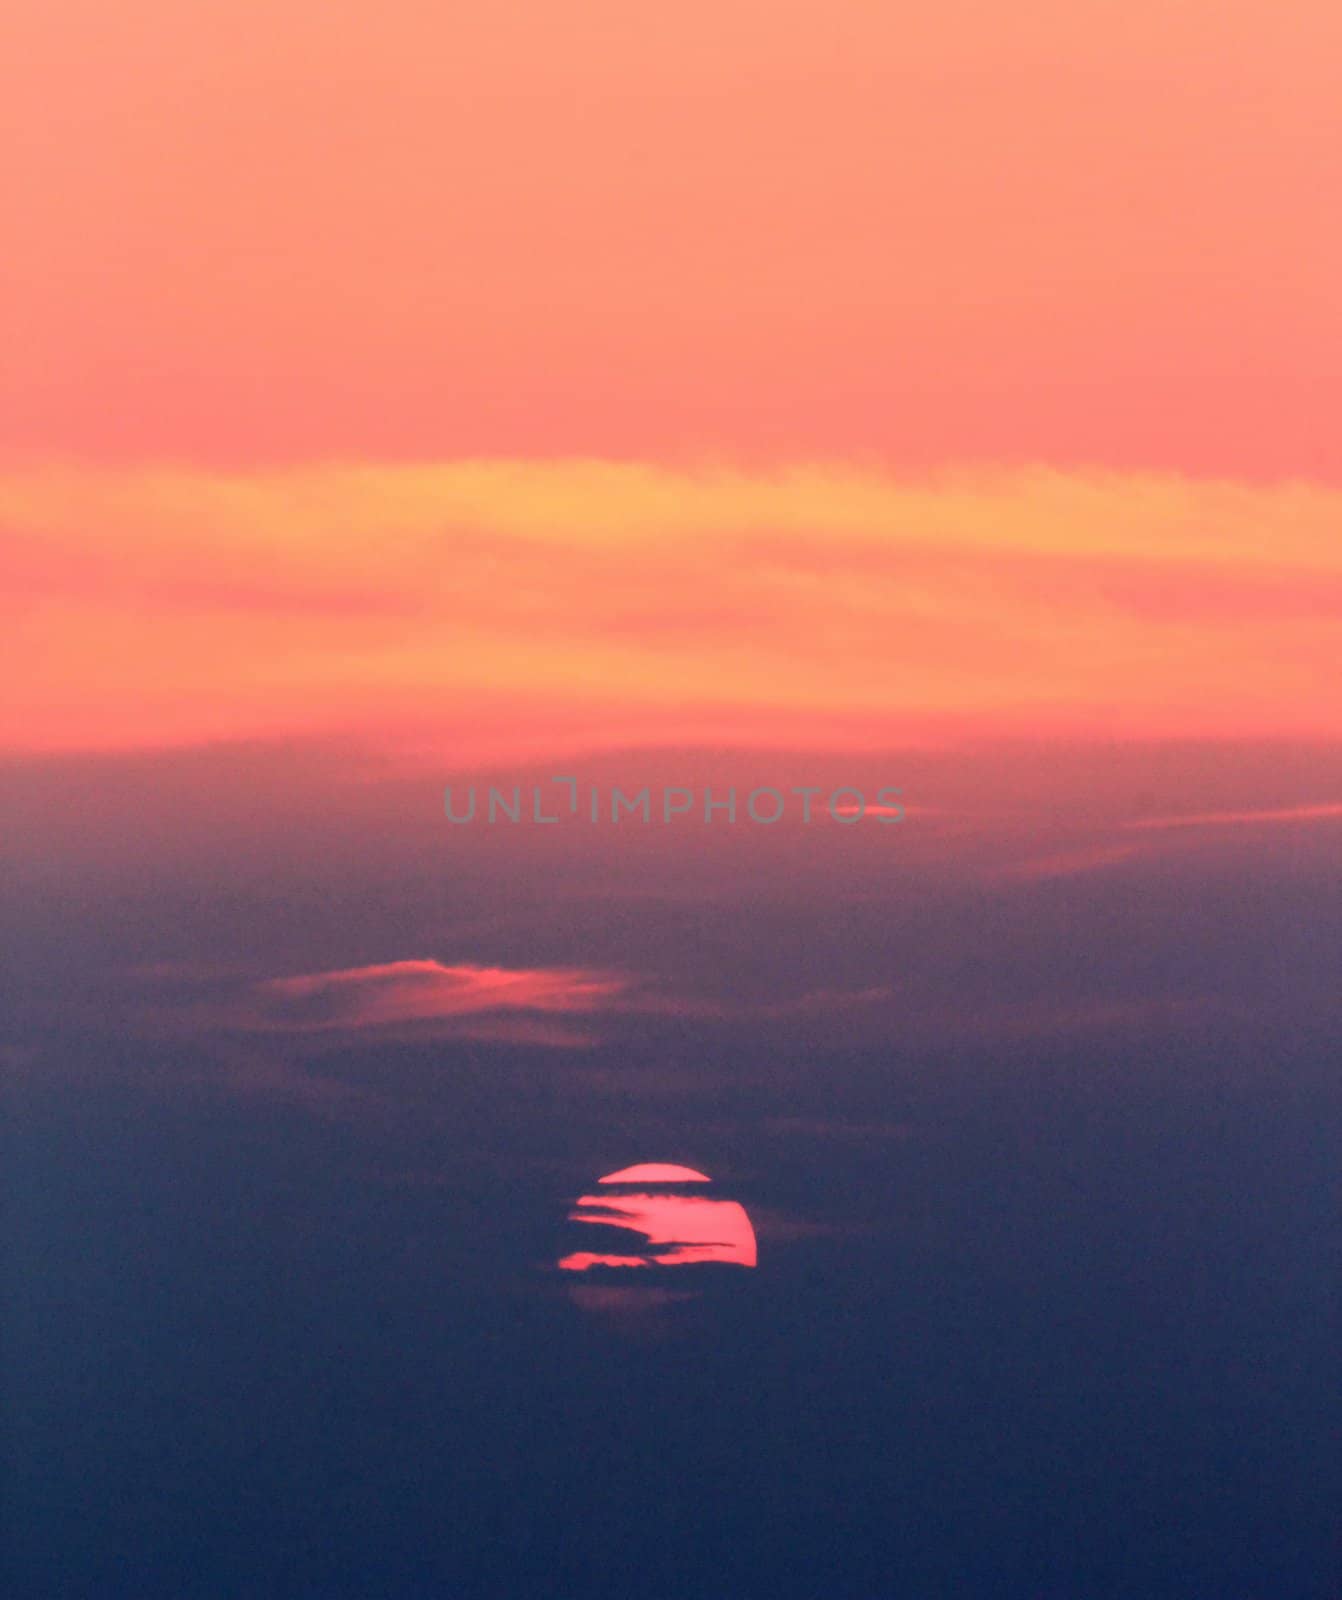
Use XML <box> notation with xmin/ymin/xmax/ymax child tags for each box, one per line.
<box><xmin>558</xmin><ymin>1163</ymin><xmax>758</xmax><ymax>1272</ymax></box>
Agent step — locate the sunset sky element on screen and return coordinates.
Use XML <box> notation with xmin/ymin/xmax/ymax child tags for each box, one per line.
<box><xmin>4</xmin><ymin>0</ymin><xmax>1342</xmax><ymax>766</ymax></box>
<box><xmin>5</xmin><ymin>5</ymin><xmax>1339</xmax><ymax>1597</ymax></box>
<box><xmin>5</xmin><ymin>0</ymin><xmax>1342</xmax><ymax>467</ymax></box>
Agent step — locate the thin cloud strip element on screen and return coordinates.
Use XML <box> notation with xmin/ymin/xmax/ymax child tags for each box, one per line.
<box><xmin>1124</xmin><ymin>802</ymin><xmax>1342</xmax><ymax>831</ymax></box>
<box><xmin>132</xmin><ymin>958</ymin><xmax>896</xmax><ymax>1047</ymax></box>
<box><xmin>249</xmin><ymin>959</ymin><xmax>629</xmax><ymax>1033</ymax></box>
<box><xmin>6</xmin><ymin>461</ymin><xmax>1342</xmax><ymax>753</ymax></box>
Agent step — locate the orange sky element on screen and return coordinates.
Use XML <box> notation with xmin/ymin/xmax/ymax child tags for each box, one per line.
<box><xmin>6</xmin><ymin>0</ymin><xmax>1341</xmax><ymax>470</ymax></box>
<box><xmin>4</xmin><ymin>1</ymin><xmax>1340</xmax><ymax>754</ymax></box>
<box><xmin>4</xmin><ymin>462</ymin><xmax>1340</xmax><ymax>753</ymax></box>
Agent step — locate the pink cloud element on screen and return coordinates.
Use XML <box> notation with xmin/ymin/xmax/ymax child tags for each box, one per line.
<box><xmin>1124</xmin><ymin>802</ymin><xmax>1342</xmax><ymax>831</ymax></box>
<box><xmin>245</xmin><ymin>959</ymin><xmax>629</xmax><ymax>1038</ymax></box>
<box><xmin>987</xmin><ymin>841</ymin><xmax>1147</xmax><ymax>881</ymax></box>
<box><xmin>129</xmin><ymin>956</ymin><xmax>897</xmax><ymax>1049</ymax></box>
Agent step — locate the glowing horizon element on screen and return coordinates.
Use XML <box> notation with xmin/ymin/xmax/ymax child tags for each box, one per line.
<box><xmin>6</xmin><ymin>461</ymin><xmax>1342</xmax><ymax>758</ymax></box>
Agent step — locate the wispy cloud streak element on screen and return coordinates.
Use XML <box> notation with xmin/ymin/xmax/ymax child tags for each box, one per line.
<box><xmin>5</xmin><ymin>463</ymin><xmax>1342</xmax><ymax>753</ymax></box>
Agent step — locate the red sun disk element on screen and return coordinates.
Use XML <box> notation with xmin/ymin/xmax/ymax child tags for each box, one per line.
<box><xmin>560</xmin><ymin>1185</ymin><xmax>758</xmax><ymax>1272</ymax></box>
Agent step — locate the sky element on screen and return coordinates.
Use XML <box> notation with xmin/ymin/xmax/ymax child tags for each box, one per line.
<box><xmin>3</xmin><ymin>1</ymin><xmax>1341</xmax><ymax>759</ymax></box>
<box><xmin>5</xmin><ymin>0</ymin><xmax>1342</xmax><ymax>472</ymax></box>
<box><xmin>3</xmin><ymin>4</ymin><xmax>1340</xmax><ymax>1597</ymax></box>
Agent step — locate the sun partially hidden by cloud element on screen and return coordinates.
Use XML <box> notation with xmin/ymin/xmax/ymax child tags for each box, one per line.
<box><xmin>5</xmin><ymin>462</ymin><xmax>1342</xmax><ymax>757</ymax></box>
<box><xmin>560</xmin><ymin>1170</ymin><xmax>759</xmax><ymax>1271</ymax></box>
